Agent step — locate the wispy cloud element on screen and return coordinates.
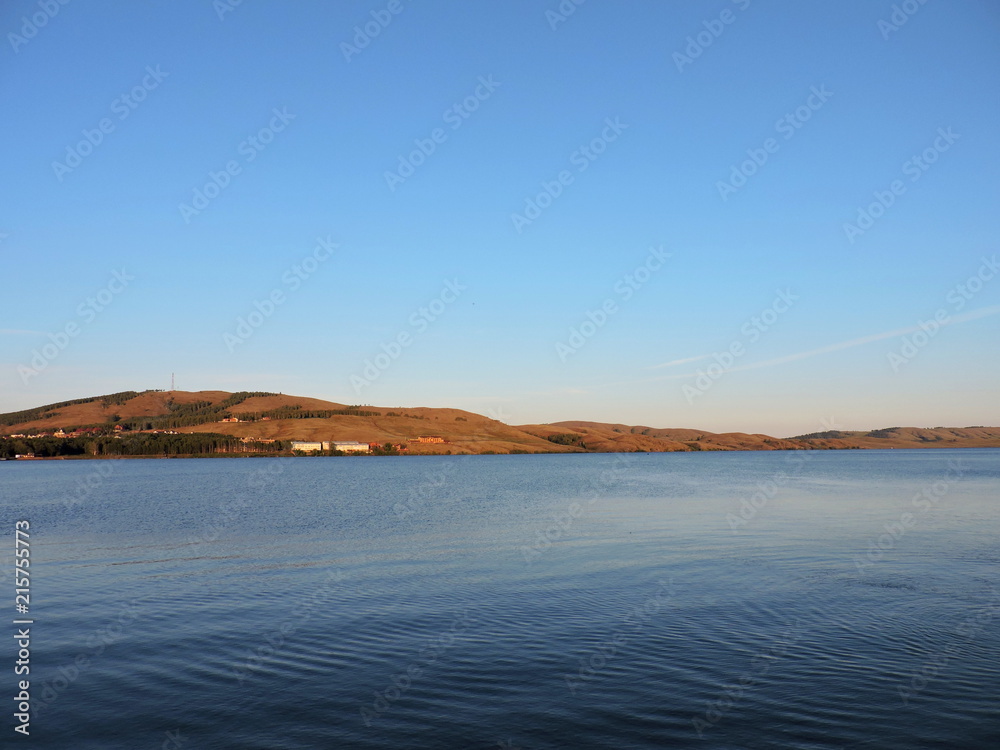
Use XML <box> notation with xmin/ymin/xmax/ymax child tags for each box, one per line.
<box><xmin>727</xmin><ymin>305</ymin><xmax>1000</xmax><ymax>374</ymax></box>
<box><xmin>648</xmin><ymin>353</ymin><xmax>712</xmax><ymax>370</ymax></box>
<box><xmin>601</xmin><ymin>305</ymin><xmax>1000</xmax><ymax>390</ymax></box>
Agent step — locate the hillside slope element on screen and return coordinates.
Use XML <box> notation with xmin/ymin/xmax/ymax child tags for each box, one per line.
<box><xmin>789</xmin><ymin>426</ymin><xmax>1000</xmax><ymax>450</ymax></box>
<box><xmin>1</xmin><ymin>390</ymin><xmax>997</xmax><ymax>454</ymax></box>
<box><xmin>519</xmin><ymin>422</ymin><xmax>808</xmax><ymax>452</ymax></box>
<box><xmin>0</xmin><ymin>390</ymin><xmax>566</xmax><ymax>455</ymax></box>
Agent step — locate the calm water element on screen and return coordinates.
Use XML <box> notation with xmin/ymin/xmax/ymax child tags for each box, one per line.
<box><xmin>2</xmin><ymin>450</ymin><xmax>998</xmax><ymax>749</ymax></box>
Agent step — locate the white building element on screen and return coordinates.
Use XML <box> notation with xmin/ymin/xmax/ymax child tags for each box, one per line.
<box><xmin>290</xmin><ymin>441</ymin><xmax>323</xmax><ymax>453</ymax></box>
<box><xmin>329</xmin><ymin>441</ymin><xmax>369</xmax><ymax>453</ymax></box>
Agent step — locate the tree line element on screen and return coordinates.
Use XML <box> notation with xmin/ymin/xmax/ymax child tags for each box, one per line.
<box><xmin>0</xmin><ymin>433</ymin><xmax>287</xmax><ymax>458</ymax></box>
<box><xmin>0</xmin><ymin>390</ymin><xmax>144</xmax><ymax>426</ymax></box>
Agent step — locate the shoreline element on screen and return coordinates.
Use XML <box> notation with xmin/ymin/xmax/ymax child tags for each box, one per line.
<box><xmin>4</xmin><ymin>444</ymin><xmax>1000</xmax><ymax>461</ymax></box>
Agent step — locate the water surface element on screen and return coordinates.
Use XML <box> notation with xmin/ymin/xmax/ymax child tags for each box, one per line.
<box><xmin>2</xmin><ymin>450</ymin><xmax>998</xmax><ymax>748</ymax></box>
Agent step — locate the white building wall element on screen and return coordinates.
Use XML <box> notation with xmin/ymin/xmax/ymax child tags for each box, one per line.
<box><xmin>332</xmin><ymin>441</ymin><xmax>369</xmax><ymax>453</ymax></box>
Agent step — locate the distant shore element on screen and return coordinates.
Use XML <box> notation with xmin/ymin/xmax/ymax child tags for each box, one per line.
<box><xmin>5</xmin><ymin>445</ymin><xmax>999</xmax><ymax>461</ymax></box>
<box><xmin>3</xmin><ymin>389</ymin><xmax>998</xmax><ymax>457</ymax></box>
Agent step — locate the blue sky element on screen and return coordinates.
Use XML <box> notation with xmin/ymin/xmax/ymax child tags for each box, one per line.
<box><xmin>1</xmin><ymin>0</ymin><xmax>998</xmax><ymax>436</ymax></box>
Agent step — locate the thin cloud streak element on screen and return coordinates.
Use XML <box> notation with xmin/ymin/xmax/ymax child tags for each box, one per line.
<box><xmin>596</xmin><ymin>305</ymin><xmax>1000</xmax><ymax>389</ymax></box>
<box><xmin>729</xmin><ymin>305</ymin><xmax>1000</xmax><ymax>374</ymax></box>
<box><xmin>648</xmin><ymin>353</ymin><xmax>713</xmax><ymax>370</ymax></box>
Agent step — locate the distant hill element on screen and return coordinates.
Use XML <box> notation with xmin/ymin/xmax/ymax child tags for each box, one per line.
<box><xmin>0</xmin><ymin>390</ymin><xmax>563</xmax><ymax>455</ymax></box>
<box><xmin>517</xmin><ymin>422</ymin><xmax>806</xmax><ymax>452</ymax></box>
<box><xmin>786</xmin><ymin>425</ymin><xmax>1000</xmax><ymax>450</ymax></box>
<box><xmin>1</xmin><ymin>390</ymin><xmax>998</xmax><ymax>456</ymax></box>
<box><xmin>526</xmin><ymin>421</ymin><xmax>1000</xmax><ymax>452</ymax></box>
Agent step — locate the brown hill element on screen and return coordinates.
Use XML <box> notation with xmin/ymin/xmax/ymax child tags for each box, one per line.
<box><xmin>0</xmin><ymin>390</ymin><xmax>565</xmax><ymax>455</ymax></box>
<box><xmin>229</xmin><ymin>393</ymin><xmax>349</xmax><ymax>413</ymax></box>
<box><xmin>789</xmin><ymin>425</ymin><xmax>1000</xmax><ymax>450</ymax></box>
<box><xmin>181</xmin><ymin>409</ymin><xmax>564</xmax><ymax>455</ymax></box>
<box><xmin>1</xmin><ymin>390</ymin><xmax>998</xmax><ymax>454</ymax></box>
<box><xmin>519</xmin><ymin>422</ymin><xmax>806</xmax><ymax>452</ymax></box>
<box><xmin>533</xmin><ymin>421</ymin><xmax>1000</xmax><ymax>451</ymax></box>
<box><xmin>0</xmin><ymin>390</ymin><xmax>232</xmax><ymax>433</ymax></box>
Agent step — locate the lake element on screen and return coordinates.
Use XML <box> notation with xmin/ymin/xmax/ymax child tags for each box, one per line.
<box><xmin>2</xmin><ymin>449</ymin><xmax>998</xmax><ymax>749</ymax></box>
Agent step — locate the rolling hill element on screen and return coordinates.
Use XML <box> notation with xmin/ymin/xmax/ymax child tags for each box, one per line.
<box><xmin>1</xmin><ymin>389</ymin><xmax>998</xmax><ymax>456</ymax></box>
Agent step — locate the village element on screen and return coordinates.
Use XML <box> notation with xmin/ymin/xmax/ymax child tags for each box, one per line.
<box><xmin>2</xmin><ymin>418</ymin><xmax>449</xmax><ymax>458</ymax></box>
<box><xmin>290</xmin><ymin>436</ymin><xmax>446</xmax><ymax>454</ymax></box>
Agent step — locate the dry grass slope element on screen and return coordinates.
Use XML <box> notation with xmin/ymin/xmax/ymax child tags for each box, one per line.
<box><xmin>2</xmin><ymin>391</ymin><xmax>998</xmax><ymax>453</ymax></box>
